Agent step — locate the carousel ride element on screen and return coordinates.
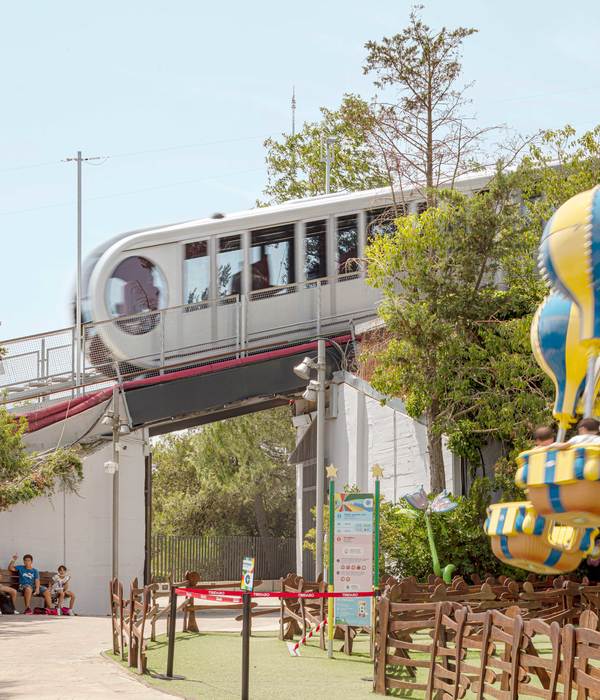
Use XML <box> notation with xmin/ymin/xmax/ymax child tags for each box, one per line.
<box><xmin>485</xmin><ymin>186</ymin><xmax>600</xmax><ymax>574</ymax></box>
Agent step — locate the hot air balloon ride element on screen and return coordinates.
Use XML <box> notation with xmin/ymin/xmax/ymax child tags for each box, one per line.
<box><xmin>485</xmin><ymin>187</ymin><xmax>600</xmax><ymax>574</ymax></box>
<box><xmin>485</xmin><ymin>501</ymin><xmax>597</xmax><ymax>574</ymax></box>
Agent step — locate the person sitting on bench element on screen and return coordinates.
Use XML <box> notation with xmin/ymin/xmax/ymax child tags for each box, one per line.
<box><xmin>0</xmin><ymin>581</ymin><xmax>18</xmax><ymax>613</ymax></box>
<box><xmin>8</xmin><ymin>554</ymin><xmax>53</xmax><ymax>614</ymax></box>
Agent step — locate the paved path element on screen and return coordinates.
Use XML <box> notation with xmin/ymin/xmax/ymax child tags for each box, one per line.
<box><xmin>0</xmin><ymin>609</ymin><xmax>278</xmax><ymax>699</ymax></box>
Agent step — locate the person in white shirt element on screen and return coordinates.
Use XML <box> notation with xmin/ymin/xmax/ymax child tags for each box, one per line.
<box><xmin>567</xmin><ymin>418</ymin><xmax>600</xmax><ymax>445</ymax></box>
<box><xmin>50</xmin><ymin>565</ymin><xmax>75</xmax><ymax>615</ymax></box>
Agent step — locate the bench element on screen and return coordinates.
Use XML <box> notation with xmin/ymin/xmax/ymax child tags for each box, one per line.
<box><xmin>0</xmin><ymin>568</ymin><xmax>56</xmax><ymax>610</ymax></box>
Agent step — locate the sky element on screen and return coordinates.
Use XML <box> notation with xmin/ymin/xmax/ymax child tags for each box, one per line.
<box><xmin>2</xmin><ymin>0</ymin><xmax>600</xmax><ymax>338</ymax></box>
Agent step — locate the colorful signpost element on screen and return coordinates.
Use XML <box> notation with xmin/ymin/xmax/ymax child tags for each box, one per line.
<box><xmin>332</xmin><ymin>492</ymin><xmax>374</xmax><ymax>626</ymax></box>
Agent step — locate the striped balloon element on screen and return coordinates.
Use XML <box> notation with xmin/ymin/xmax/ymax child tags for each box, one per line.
<box><xmin>531</xmin><ymin>292</ymin><xmax>587</xmax><ymax>430</ymax></box>
<box><xmin>539</xmin><ymin>186</ymin><xmax>600</xmax><ymax>346</ymax></box>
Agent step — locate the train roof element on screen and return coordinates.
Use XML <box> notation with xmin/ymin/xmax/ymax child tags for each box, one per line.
<box><xmin>106</xmin><ymin>170</ymin><xmax>494</xmax><ymax>253</ymax></box>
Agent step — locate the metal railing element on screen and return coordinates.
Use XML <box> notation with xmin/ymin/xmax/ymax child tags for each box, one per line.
<box><xmin>0</xmin><ymin>274</ymin><xmax>380</xmax><ymax>406</ymax></box>
<box><xmin>151</xmin><ymin>534</ymin><xmax>296</xmax><ymax>582</ymax></box>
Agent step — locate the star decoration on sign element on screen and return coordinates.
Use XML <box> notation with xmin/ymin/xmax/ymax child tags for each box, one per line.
<box><xmin>326</xmin><ymin>464</ymin><xmax>338</xmax><ymax>479</ymax></box>
<box><xmin>371</xmin><ymin>464</ymin><xmax>384</xmax><ymax>478</ymax></box>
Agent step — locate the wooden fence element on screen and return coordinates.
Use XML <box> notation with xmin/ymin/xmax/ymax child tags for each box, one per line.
<box><xmin>150</xmin><ymin>534</ymin><xmax>296</xmax><ymax>582</ymax></box>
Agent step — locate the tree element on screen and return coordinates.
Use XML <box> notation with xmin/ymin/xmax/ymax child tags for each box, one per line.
<box><xmin>364</xmin><ymin>171</ymin><xmax>548</xmax><ymax>492</ymax></box>
<box><xmin>364</xmin><ymin>124</ymin><xmax>600</xmax><ymax>492</ymax></box>
<box><xmin>362</xmin><ymin>6</ymin><xmax>493</xmax><ymax>207</ymax></box>
<box><xmin>152</xmin><ymin>406</ymin><xmax>296</xmax><ymax>537</ymax></box>
<box><xmin>261</xmin><ymin>94</ymin><xmax>389</xmax><ymax>205</ymax></box>
<box><xmin>0</xmin><ymin>405</ymin><xmax>82</xmax><ymax>511</ymax></box>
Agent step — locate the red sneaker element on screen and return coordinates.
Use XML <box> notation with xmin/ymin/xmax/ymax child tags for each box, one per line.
<box><xmin>24</xmin><ymin>608</ymin><xmax>33</xmax><ymax>615</ymax></box>
<box><xmin>45</xmin><ymin>608</ymin><xmax>59</xmax><ymax>616</ymax></box>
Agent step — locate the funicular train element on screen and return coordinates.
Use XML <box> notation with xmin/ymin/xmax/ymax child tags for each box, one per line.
<box><xmin>80</xmin><ymin>174</ymin><xmax>491</xmax><ymax>376</ymax></box>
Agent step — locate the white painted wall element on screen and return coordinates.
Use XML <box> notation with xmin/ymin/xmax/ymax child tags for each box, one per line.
<box><xmin>0</xmin><ymin>432</ymin><xmax>147</xmax><ymax>616</ymax></box>
<box><xmin>327</xmin><ymin>373</ymin><xmax>457</xmax><ymax>500</ymax></box>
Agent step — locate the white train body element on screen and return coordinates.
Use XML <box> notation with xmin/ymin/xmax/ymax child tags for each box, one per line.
<box><xmin>82</xmin><ymin>174</ymin><xmax>491</xmax><ymax>372</ymax></box>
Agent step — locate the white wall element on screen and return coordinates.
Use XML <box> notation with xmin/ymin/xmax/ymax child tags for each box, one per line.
<box><xmin>0</xmin><ymin>431</ymin><xmax>147</xmax><ymax>616</ymax></box>
<box><xmin>327</xmin><ymin>373</ymin><xmax>457</xmax><ymax>501</ymax></box>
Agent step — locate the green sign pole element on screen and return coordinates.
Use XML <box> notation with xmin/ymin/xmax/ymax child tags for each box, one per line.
<box><xmin>371</xmin><ymin>465</ymin><xmax>383</xmax><ymax>657</ymax></box>
<box><xmin>326</xmin><ymin>464</ymin><xmax>336</xmax><ymax>659</ymax></box>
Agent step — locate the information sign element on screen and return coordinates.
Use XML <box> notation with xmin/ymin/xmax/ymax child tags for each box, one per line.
<box><xmin>241</xmin><ymin>556</ymin><xmax>255</xmax><ymax>591</ymax></box>
<box><xmin>333</xmin><ymin>493</ymin><xmax>373</xmax><ymax>626</ymax></box>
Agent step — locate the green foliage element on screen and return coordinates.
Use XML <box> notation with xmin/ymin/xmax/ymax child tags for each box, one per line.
<box><xmin>152</xmin><ymin>407</ymin><xmax>296</xmax><ymax>538</ymax></box>
<box><xmin>365</xmin><ymin>125</ymin><xmax>600</xmax><ymax>490</ymax></box>
<box><xmin>365</xmin><ymin>176</ymin><xmax>549</xmax><ymax>488</ymax></box>
<box><xmin>0</xmin><ymin>405</ymin><xmax>82</xmax><ymax>510</ymax></box>
<box><xmin>380</xmin><ymin>478</ymin><xmax>522</xmax><ymax>580</ymax></box>
<box><xmin>261</xmin><ymin>94</ymin><xmax>388</xmax><ymax>205</ymax></box>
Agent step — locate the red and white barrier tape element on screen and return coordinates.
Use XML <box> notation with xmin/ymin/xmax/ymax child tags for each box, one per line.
<box><xmin>175</xmin><ymin>587</ymin><xmax>375</xmax><ymax>601</ymax></box>
<box><xmin>287</xmin><ymin>618</ymin><xmax>327</xmax><ymax>657</ymax></box>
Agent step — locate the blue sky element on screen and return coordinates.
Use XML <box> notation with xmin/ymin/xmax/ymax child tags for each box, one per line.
<box><xmin>1</xmin><ymin>0</ymin><xmax>600</xmax><ymax>338</ymax></box>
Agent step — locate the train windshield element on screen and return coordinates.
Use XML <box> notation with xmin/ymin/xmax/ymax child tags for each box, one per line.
<box><xmin>106</xmin><ymin>255</ymin><xmax>167</xmax><ymax>321</ymax></box>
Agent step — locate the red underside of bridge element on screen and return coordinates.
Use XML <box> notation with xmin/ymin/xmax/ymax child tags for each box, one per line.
<box><xmin>23</xmin><ymin>335</ymin><xmax>352</xmax><ymax>434</ymax></box>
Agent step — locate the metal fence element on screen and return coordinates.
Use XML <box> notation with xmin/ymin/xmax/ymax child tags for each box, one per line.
<box><xmin>0</xmin><ymin>273</ymin><xmax>379</xmax><ymax>406</ymax></box>
<box><xmin>150</xmin><ymin>534</ymin><xmax>296</xmax><ymax>583</ymax></box>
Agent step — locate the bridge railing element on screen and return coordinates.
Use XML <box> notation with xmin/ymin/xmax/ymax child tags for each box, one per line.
<box><xmin>0</xmin><ymin>274</ymin><xmax>380</xmax><ymax>406</ymax></box>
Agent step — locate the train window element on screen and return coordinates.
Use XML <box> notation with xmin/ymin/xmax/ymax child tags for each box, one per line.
<box><xmin>305</xmin><ymin>220</ymin><xmax>327</xmax><ymax>281</ymax></box>
<box><xmin>217</xmin><ymin>235</ymin><xmax>243</xmax><ymax>297</ymax></box>
<box><xmin>337</xmin><ymin>214</ymin><xmax>358</xmax><ymax>275</ymax></box>
<box><xmin>366</xmin><ymin>207</ymin><xmax>397</xmax><ymax>242</ymax></box>
<box><xmin>250</xmin><ymin>224</ymin><xmax>295</xmax><ymax>290</ymax></box>
<box><xmin>105</xmin><ymin>256</ymin><xmax>167</xmax><ymax>334</ymax></box>
<box><xmin>184</xmin><ymin>241</ymin><xmax>210</xmax><ymax>304</ymax></box>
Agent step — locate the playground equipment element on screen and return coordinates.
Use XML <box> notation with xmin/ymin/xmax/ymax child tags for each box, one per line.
<box><xmin>487</xmin><ymin>187</ymin><xmax>600</xmax><ymax>574</ymax></box>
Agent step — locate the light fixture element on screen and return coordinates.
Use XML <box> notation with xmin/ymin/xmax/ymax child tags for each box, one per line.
<box><xmin>104</xmin><ymin>460</ymin><xmax>118</xmax><ymax>475</ymax></box>
<box><xmin>119</xmin><ymin>423</ymin><xmax>131</xmax><ymax>435</ymax></box>
<box><xmin>293</xmin><ymin>356</ymin><xmax>317</xmax><ymax>381</ymax></box>
<box><xmin>302</xmin><ymin>380</ymin><xmax>320</xmax><ymax>403</ymax></box>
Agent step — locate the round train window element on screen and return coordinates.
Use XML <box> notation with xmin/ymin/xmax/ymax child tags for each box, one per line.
<box><xmin>106</xmin><ymin>256</ymin><xmax>167</xmax><ymax>335</ymax></box>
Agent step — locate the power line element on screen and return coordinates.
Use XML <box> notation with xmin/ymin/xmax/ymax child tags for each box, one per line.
<box><xmin>0</xmin><ymin>135</ymin><xmax>266</xmax><ymax>174</ymax></box>
<box><xmin>0</xmin><ymin>166</ymin><xmax>265</xmax><ymax>217</ymax></box>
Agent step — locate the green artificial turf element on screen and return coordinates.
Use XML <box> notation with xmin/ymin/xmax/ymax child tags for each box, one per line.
<box><xmin>107</xmin><ymin>631</ymin><xmax>376</xmax><ymax>699</ymax></box>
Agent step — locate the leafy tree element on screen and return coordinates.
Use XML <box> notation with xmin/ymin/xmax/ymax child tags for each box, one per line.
<box><xmin>0</xmin><ymin>405</ymin><xmax>82</xmax><ymax>511</ymax></box>
<box><xmin>362</xmin><ymin>6</ymin><xmax>495</xmax><ymax>207</ymax></box>
<box><xmin>261</xmin><ymin>94</ymin><xmax>389</xmax><ymax>204</ymax></box>
<box><xmin>364</xmin><ymin>124</ymin><xmax>600</xmax><ymax>492</ymax></box>
<box><xmin>152</xmin><ymin>406</ymin><xmax>296</xmax><ymax>537</ymax></box>
<box><xmin>364</xmin><ymin>172</ymin><xmax>548</xmax><ymax>492</ymax></box>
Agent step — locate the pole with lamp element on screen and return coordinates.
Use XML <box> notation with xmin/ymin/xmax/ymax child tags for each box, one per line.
<box><xmin>102</xmin><ymin>386</ymin><xmax>131</xmax><ymax>580</ymax></box>
<box><xmin>293</xmin><ymin>337</ymin><xmax>347</xmax><ymax>579</ymax></box>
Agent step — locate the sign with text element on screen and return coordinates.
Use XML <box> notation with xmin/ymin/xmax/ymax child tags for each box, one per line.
<box><xmin>241</xmin><ymin>556</ymin><xmax>255</xmax><ymax>591</ymax></box>
<box><xmin>333</xmin><ymin>493</ymin><xmax>373</xmax><ymax>626</ymax></box>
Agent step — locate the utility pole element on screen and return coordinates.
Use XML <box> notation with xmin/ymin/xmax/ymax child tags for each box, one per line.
<box><xmin>64</xmin><ymin>151</ymin><xmax>102</xmax><ymax>390</ymax></box>
<box><xmin>322</xmin><ymin>136</ymin><xmax>336</xmax><ymax>194</ymax></box>
<box><xmin>315</xmin><ymin>338</ymin><xmax>326</xmax><ymax>579</ymax></box>
<box><xmin>291</xmin><ymin>86</ymin><xmax>296</xmax><ymax>138</ymax></box>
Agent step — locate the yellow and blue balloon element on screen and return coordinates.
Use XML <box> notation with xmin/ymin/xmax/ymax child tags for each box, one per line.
<box><xmin>531</xmin><ymin>292</ymin><xmax>587</xmax><ymax>431</ymax></box>
<box><xmin>539</xmin><ymin>186</ymin><xmax>600</xmax><ymax>347</ymax></box>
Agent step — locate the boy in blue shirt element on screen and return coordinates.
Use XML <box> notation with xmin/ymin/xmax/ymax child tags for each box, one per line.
<box><xmin>8</xmin><ymin>554</ymin><xmax>53</xmax><ymax>614</ymax></box>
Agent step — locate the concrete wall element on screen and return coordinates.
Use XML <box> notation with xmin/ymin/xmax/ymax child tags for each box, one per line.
<box><xmin>327</xmin><ymin>374</ymin><xmax>456</xmax><ymax>501</ymax></box>
<box><xmin>0</xmin><ymin>431</ymin><xmax>147</xmax><ymax>616</ymax></box>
